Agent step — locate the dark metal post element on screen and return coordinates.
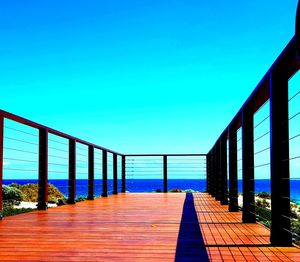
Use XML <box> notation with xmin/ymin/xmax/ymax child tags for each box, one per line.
<box><xmin>269</xmin><ymin>71</ymin><xmax>292</xmax><ymax>246</ymax></box>
<box><xmin>206</xmin><ymin>152</ymin><xmax>211</xmax><ymax>194</ymax></box>
<box><xmin>216</xmin><ymin>141</ymin><xmax>222</xmax><ymax>201</ymax></box>
<box><xmin>220</xmin><ymin>135</ymin><xmax>228</xmax><ymax>205</ymax></box>
<box><xmin>87</xmin><ymin>145</ymin><xmax>94</xmax><ymax>200</ymax></box>
<box><xmin>242</xmin><ymin>106</ymin><xmax>255</xmax><ymax>223</ymax></box>
<box><xmin>68</xmin><ymin>139</ymin><xmax>76</xmax><ymax>204</ymax></box>
<box><xmin>210</xmin><ymin>148</ymin><xmax>216</xmax><ymax>197</ymax></box>
<box><xmin>228</xmin><ymin>125</ymin><xmax>239</xmax><ymax>212</ymax></box>
<box><xmin>122</xmin><ymin>155</ymin><xmax>126</xmax><ymax>193</ymax></box>
<box><xmin>163</xmin><ymin>155</ymin><xmax>168</xmax><ymax>193</ymax></box>
<box><xmin>113</xmin><ymin>153</ymin><xmax>118</xmax><ymax>195</ymax></box>
<box><xmin>211</xmin><ymin>146</ymin><xmax>216</xmax><ymax>198</ymax></box>
<box><xmin>37</xmin><ymin>128</ymin><xmax>48</xmax><ymax>210</ymax></box>
<box><xmin>0</xmin><ymin>116</ymin><xmax>4</xmax><ymax>219</ymax></box>
<box><xmin>102</xmin><ymin>150</ymin><xmax>108</xmax><ymax>197</ymax></box>
<box><xmin>296</xmin><ymin>1</ymin><xmax>300</xmax><ymax>60</ymax></box>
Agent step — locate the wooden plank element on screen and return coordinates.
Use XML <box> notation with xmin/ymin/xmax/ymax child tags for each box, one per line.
<box><xmin>0</xmin><ymin>193</ymin><xmax>299</xmax><ymax>261</ymax></box>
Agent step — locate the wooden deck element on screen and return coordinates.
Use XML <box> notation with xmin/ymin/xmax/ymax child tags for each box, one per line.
<box><xmin>0</xmin><ymin>193</ymin><xmax>299</xmax><ymax>261</ymax></box>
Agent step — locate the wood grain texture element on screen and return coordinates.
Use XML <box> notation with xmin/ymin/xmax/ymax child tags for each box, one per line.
<box><xmin>0</xmin><ymin>193</ymin><xmax>299</xmax><ymax>261</ymax></box>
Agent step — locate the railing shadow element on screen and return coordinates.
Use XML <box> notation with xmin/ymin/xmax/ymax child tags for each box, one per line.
<box><xmin>175</xmin><ymin>193</ymin><xmax>209</xmax><ymax>262</ymax></box>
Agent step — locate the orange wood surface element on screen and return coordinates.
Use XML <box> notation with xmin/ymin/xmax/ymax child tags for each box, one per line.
<box><xmin>194</xmin><ymin>193</ymin><xmax>300</xmax><ymax>261</ymax></box>
<box><xmin>0</xmin><ymin>193</ymin><xmax>299</xmax><ymax>261</ymax></box>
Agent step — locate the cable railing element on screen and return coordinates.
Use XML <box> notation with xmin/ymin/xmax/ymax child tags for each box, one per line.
<box><xmin>1</xmin><ymin>1</ymin><xmax>300</xmax><ymax>252</ymax></box>
<box><xmin>125</xmin><ymin>156</ymin><xmax>164</xmax><ymax>192</ymax></box>
<box><xmin>4</xmin><ymin>120</ymin><xmax>39</xmax><ymax>169</ymax></box>
<box><xmin>75</xmin><ymin>142</ymin><xmax>88</xmax><ymax>199</ymax></box>
<box><xmin>252</xmin><ymin>100</ymin><xmax>271</xmax><ymax>227</ymax></box>
<box><xmin>2</xmin><ymin>120</ymin><xmax>40</xmax><ymax>212</ymax></box>
<box><xmin>125</xmin><ymin>154</ymin><xmax>206</xmax><ymax>193</ymax></box>
<box><xmin>94</xmin><ymin>149</ymin><xmax>103</xmax><ymax>197</ymax></box>
<box><xmin>107</xmin><ymin>152</ymin><xmax>114</xmax><ymax>195</ymax></box>
<box><xmin>48</xmin><ymin>133</ymin><xmax>69</xmax><ymax>200</ymax></box>
<box><xmin>0</xmin><ymin>109</ymin><xmax>124</xmax><ymax>218</ymax></box>
<box><xmin>288</xmin><ymin>71</ymin><xmax>300</xmax><ymax>245</ymax></box>
<box><xmin>0</xmin><ymin>109</ymin><xmax>207</xmax><ymax>219</ymax></box>
<box><xmin>207</xmin><ymin>2</ymin><xmax>300</xmax><ymax>246</ymax></box>
<box><xmin>117</xmin><ymin>155</ymin><xmax>122</xmax><ymax>193</ymax></box>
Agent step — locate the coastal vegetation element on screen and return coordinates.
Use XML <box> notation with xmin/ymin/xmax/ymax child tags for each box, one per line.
<box><xmin>2</xmin><ymin>183</ymin><xmax>65</xmax><ymax>217</ymax></box>
<box><xmin>76</xmin><ymin>196</ymin><xmax>87</xmax><ymax>202</ymax></box>
<box><xmin>3</xmin><ymin>205</ymin><xmax>35</xmax><ymax>217</ymax></box>
<box><xmin>169</xmin><ymin>188</ymin><xmax>198</xmax><ymax>193</ymax></box>
<box><xmin>254</xmin><ymin>192</ymin><xmax>300</xmax><ymax>246</ymax></box>
<box><xmin>155</xmin><ymin>188</ymin><xmax>198</xmax><ymax>193</ymax></box>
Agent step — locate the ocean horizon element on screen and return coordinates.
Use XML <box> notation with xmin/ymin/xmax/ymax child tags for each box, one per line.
<box><xmin>3</xmin><ymin>179</ymin><xmax>300</xmax><ymax>204</ymax></box>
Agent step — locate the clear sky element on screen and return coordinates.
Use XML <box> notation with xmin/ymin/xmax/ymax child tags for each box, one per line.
<box><xmin>0</xmin><ymin>0</ymin><xmax>298</xmax><ymax>154</ymax></box>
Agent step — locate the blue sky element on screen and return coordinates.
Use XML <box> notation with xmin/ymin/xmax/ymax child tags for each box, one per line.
<box><xmin>0</xmin><ymin>0</ymin><xmax>298</xmax><ymax>154</ymax></box>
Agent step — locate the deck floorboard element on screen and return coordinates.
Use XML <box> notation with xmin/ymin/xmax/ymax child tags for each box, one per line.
<box><xmin>0</xmin><ymin>193</ymin><xmax>299</xmax><ymax>261</ymax></box>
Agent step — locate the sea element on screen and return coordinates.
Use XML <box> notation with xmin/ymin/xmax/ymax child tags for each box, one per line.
<box><xmin>3</xmin><ymin>179</ymin><xmax>300</xmax><ymax>204</ymax></box>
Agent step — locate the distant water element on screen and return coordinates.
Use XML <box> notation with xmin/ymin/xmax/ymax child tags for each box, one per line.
<box><xmin>3</xmin><ymin>179</ymin><xmax>300</xmax><ymax>204</ymax></box>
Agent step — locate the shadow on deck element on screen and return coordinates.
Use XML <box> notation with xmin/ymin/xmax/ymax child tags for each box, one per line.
<box><xmin>175</xmin><ymin>193</ymin><xmax>209</xmax><ymax>261</ymax></box>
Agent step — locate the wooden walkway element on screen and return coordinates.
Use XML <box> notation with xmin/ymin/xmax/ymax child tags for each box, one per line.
<box><xmin>0</xmin><ymin>193</ymin><xmax>299</xmax><ymax>261</ymax></box>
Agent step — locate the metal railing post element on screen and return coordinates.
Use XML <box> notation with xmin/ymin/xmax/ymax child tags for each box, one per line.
<box><xmin>122</xmin><ymin>155</ymin><xmax>126</xmax><ymax>193</ymax></box>
<box><xmin>269</xmin><ymin>71</ymin><xmax>292</xmax><ymax>246</ymax></box>
<box><xmin>0</xmin><ymin>115</ymin><xmax>4</xmax><ymax>219</ymax></box>
<box><xmin>220</xmin><ymin>135</ymin><xmax>228</xmax><ymax>205</ymax></box>
<box><xmin>228</xmin><ymin>125</ymin><xmax>239</xmax><ymax>212</ymax></box>
<box><xmin>113</xmin><ymin>154</ymin><xmax>118</xmax><ymax>195</ymax></box>
<box><xmin>206</xmin><ymin>152</ymin><xmax>211</xmax><ymax>194</ymax></box>
<box><xmin>68</xmin><ymin>139</ymin><xmax>76</xmax><ymax>204</ymax></box>
<box><xmin>102</xmin><ymin>150</ymin><xmax>108</xmax><ymax>197</ymax></box>
<box><xmin>163</xmin><ymin>155</ymin><xmax>168</xmax><ymax>193</ymax></box>
<box><xmin>211</xmin><ymin>146</ymin><xmax>216</xmax><ymax>198</ymax></box>
<box><xmin>216</xmin><ymin>141</ymin><xmax>222</xmax><ymax>201</ymax></box>
<box><xmin>87</xmin><ymin>145</ymin><xmax>94</xmax><ymax>200</ymax></box>
<box><xmin>210</xmin><ymin>150</ymin><xmax>214</xmax><ymax>196</ymax></box>
<box><xmin>242</xmin><ymin>106</ymin><xmax>255</xmax><ymax>223</ymax></box>
<box><xmin>37</xmin><ymin>128</ymin><xmax>48</xmax><ymax>210</ymax></box>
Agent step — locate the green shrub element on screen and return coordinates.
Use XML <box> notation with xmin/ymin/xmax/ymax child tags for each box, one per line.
<box><xmin>255</xmin><ymin>206</ymin><xmax>271</xmax><ymax>228</ymax></box>
<box><xmin>291</xmin><ymin>219</ymin><xmax>300</xmax><ymax>245</ymax></box>
<box><xmin>291</xmin><ymin>209</ymin><xmax>299</xmax><ymax>219</ymax></box>
<box><xmin>2</xmin><ymin>185</ymin><xmax>23</xmax><ymax>202</ymax></box>
<box><xmin>291</xmin><ymin>203</ymin><xmax>298</xmax><ymax>209</ymax></box>
<box><xmin>18</xmin><ymin>183</ymin><xmax>64</xmax><ymax>202</ymax></box>
<box><xmin>76</xmin><ymin>196</ymin><xmax>86</xmax><ymax>202</ymax></box>
<box><xmin>19</xmin><ymin>183</ymin><xmax>39</xmax><ymax>202</ymax></box>
<box><xmin>57</xmin><ymin>197</ymin><xmax>67</xmax><ymax>206</ymax></box>
<box><xmin>3</xmin><ymin>206</ymin><xmax>36</xmax><ymax>217</ymax></box>
<box><xmin>262</xmin><ymin>199</ymin><xmax>270</xmax><ymax>208</ymax></box>
<box><xmin>155</xmin><ymin>189</ymin><xmax>162</xmax><ymax>193</ymax></box>
<box><xmin>169</xmin><ymin>188</ymin><xmax>183</xmax><ymax>193</ymax></box>
<box><xmin>8</xmin><ymin>183</ymin><xmax>22</xmax><ymax>189</ymax></box>
<box><xmin>47</xmin><ymin>184</ymin><xmax>65</xmax><ymax>202</ymax></box>
<box><xmin>256</xmin><ymin>199</ymin><xmax>262</xmax><ymax>207</ymax></box>
<box><xmin>257</xmin><ymin>192</ymin><xmax>271</xmax><ymax>199</ymax></box>
<box><xmin>2</xmin><ymin>183</ymin><xmax>65</xmax><ymax>218</ymax></box>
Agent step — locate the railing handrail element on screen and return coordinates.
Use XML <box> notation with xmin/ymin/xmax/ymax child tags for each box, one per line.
<box><xmin>211</xmin><ymin>3</ymin><xmax>300</xmax><ymax>149</ymax></box>
<box><xmin>210</xmin><ymin>36</ymin><xmax>298</xmax><ymax>151</ymax></box>
<box><xmin>125</xmin><ymin>154</ymin><xmax>206</xmax><ymax>157</ymax></box>
<box><xmin>0</xmin><ymin>109</ymin><xmax>207</xmax><ymax>157</ymax></box>
<box><xmin>0</xmin><ymin>109</ymin><xmax>122</xmax><ymax>156</ymax></box>
<box><xmin>207</xmin><ymin>2</ymin><xmax>300</xmax><ymax>247</ymax></box>
<box><xmin>0</xmin><ymin>107</ymin><xmax>206</xmax><ymax>218</ymax></box>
